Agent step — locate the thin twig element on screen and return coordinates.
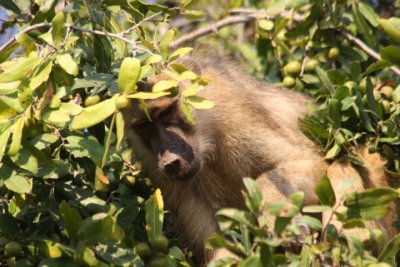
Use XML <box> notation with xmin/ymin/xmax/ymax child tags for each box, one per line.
<box><xmin>0</xmin><ymin>22</ymin><xmax>153</xmax><ymax>55</ymax></box>
<box><xmin>0</xmin><ymin>22</ymin><xmax>50</xmax><ymax>53</ymax></box>
<box><xmin>343</xmin><ymin>32</ymin><xmax>400</xmax><ymax>76</ymax></box>
<box><xmin>170</xmin><ymin>15</ymin><xmax>255</xmax><ymax>49</ymax></box>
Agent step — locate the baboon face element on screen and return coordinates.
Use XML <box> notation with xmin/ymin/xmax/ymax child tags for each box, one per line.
<box><xmin>127</xmin><ymin>95</ymin><xmax>201</xmax><ymax>180</ymax></box>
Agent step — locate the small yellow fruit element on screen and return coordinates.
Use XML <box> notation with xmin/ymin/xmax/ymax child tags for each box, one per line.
<box><xmin>283</xmin><ymin>76</ymin><xmax>296</xmax><ymax>88</ymax></box>
<box><xmin>328</xmin><ymin>47</ymin><xmax>340</xmax><ymax>60</ymax></box>
<box><xmin>84</xmin><ymin>95</ymin><xmax>101</xmax><ymax>107</ymax></box>
<box><xmin>380</xmin><ymin>86</ymin><xmax>393</xmax><ymax>100</ymax></box>
<box><xmin>304</xmin><ymin>59</ymin><xmax>318</xmax><ymax>72</ymax></box>
<box><xmin>115</xmin><ymin>95</ymin><xmax>131</xmax><ymax>110</ymax></box>
<box><xmin>284</xmin><ymin>61</ymin><xmax>301</xmax><ymax>76</ymax></box>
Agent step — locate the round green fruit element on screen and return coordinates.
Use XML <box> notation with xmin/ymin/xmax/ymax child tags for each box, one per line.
<box><xmin>304</xmin><ymin>59</ymin><xmax>318</xmax><ymax>72</ymax></box>
<box><xmin>4</xmin><ymin>241</ymin><xmax>22</xmax><ymax>258</ymax></box>
<box><xmin>284</xmin><ymin>61</ymin><xmax>301</xmax><ymax>76</ymax></box>
<box><xmin>328</xmin><ymin>47</ymin><xmax>340</xmax><ymax>60</ymax></box>
<box><xmin>149</xmin><ymin>256</ymin><xmax>167</xmax><ymax>267</ymax></box>
<box><xmin>135</xmin><ymin>242</ymin><xmax>151</xmax><ymax>260</ymax></box>
<box><xmin>84</xmin><ymin>95</ymin><xmax>101</xmax><ymax>107</ymax></box>
<box><xmin>283</xmin><ymin>76</ymin><xmax>296</xmax><ymax>88</ymax></box>
<box><xmin>151</xmin><ymin>235</ymin><xmax>169</xmax><ymax>252</ymax></box>
<box><xmin>380</xmin><ymin>86</ymin><xmax>393</xmax><ymax>100</ymax></box>
<box><xmin>115</xmin><ymin>95</ymin><xmax>131</xmax><ymax>110</ymax></box>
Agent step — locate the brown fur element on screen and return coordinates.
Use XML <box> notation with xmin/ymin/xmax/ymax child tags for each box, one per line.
<box><xmin>122</xmin><ymin>55</ymin><xmax>397</xmax><ymax>265</ymax></box>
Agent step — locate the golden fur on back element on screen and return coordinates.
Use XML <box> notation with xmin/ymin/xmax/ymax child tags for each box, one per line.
<box><xmin>123</xmin><ymin>54</ymin><xmax>397</xmax><ymax>265</ymax></box>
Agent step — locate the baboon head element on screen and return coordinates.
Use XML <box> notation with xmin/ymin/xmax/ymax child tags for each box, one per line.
<box><xmin>123</xmin><ymin>84</ymin><xmax>202</xmax><ymax>181</ymax></box>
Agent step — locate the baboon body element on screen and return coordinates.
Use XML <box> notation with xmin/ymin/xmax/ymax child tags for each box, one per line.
<box><xmin>123</xmin><ymin>55</ymin><xmax>396</xmax><ymax>265</ymax></box>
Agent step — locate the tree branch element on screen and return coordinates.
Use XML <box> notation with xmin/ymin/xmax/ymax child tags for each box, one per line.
<box><xmin>343</xmin><ymin>32</ymin><xmax>400</xmax><ymax>76</ymax></box>
<box><xmin>170</xmin><ymin>15</ymin><xmax>255</xmax><ymax>49</ymax></box>
<box><xmin>0</xmin><ymin>22</ymin><xmax>153</xmax><ymax>55</ymax></box>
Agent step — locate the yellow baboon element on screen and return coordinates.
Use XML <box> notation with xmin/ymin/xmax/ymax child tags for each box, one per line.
<box><xmin>122</xmin><ymin>54</ymin><xmax>397</xmax><ymax>265</ymax></box>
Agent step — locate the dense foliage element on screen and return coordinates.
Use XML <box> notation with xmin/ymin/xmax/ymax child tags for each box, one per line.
<box><xmin>0</xmin><ymin>0</ymin><xmax>400</xmax><ymax>266</ymax></box>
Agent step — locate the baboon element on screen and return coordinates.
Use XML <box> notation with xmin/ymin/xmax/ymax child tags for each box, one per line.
<box><xmin>122</xmin><ymin>54</ymin><xmax>397</xmax><ymax>265</ymax></box>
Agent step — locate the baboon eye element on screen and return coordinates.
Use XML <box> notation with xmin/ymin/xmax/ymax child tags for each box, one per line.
<box><xmin>158</xmin><ymin>104</ymin><xmax>175</xmax><ymax>118</ymax></box>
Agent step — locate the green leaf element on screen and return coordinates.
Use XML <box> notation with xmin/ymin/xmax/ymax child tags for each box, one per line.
<box><xmin>182</xmin><ymin>10</ymin><xmax>206</xmax><ymax>20</ymax></box>
<box><xmin>56</xmin><ymin>52</ymin><xmax>78</xmax><ymax>76</ymax></box>
<box><xmin>206</xmin><ymin>234</ymin><xmax>246</xmax><ymax>256</ymax></box>
<box><xmin>325</xmin><ymin>143</ymin><xmax>341</xmax><ymax>159</ymax></box>
<box><xmin>60</xmin><ymin>201</ymin><xmax>82</xmax><ymax>239</ymax></box>
<box><xmin>118</xmin><ymin>57</ymin><xmax>141</xmax><ymax>94</ymax></box>
<box><xmin>344</xmin><ymin>187</ymin><xmax>399</xmax><ymax>209</ymax></box>
<box><xmin>128</xmin><ymin>91</ymin><xmax>171</xmax><ymax>99</ymax></box>
<box><xmin>216</xmin><ymin>208</ymin><xmax>252</xmax><ymax>225</ymax></box>
<box><xmin>381</xmin><ymin>45</ymin><xmax>400</xmax><ymax>66</ymax></box>
<box><xmin>297</xmin><ymin>215</ymin><xmax>322</xmax><ymax>231</ymax></box>
<box><xmin>11</xmin><ymin>147</ymin><xmax>39</xmax><ymax>175</ymax></box>
<box><xmin>8</xmin><ymin>116</ymin><xmax>24</xmax><ymax>156</ymax></box>
<box><xmin>115</xmin><ymin>112</ymin><xmax>124</xmax><ymax>151</ymax></box>
<box><xmin>358</xmin><ymin>2</ymin><xmax>379</xmax><ymax>27</ymax></box>
<box><xmin>182</xmin><ymin>0</ymin><xmax>199</xmax><ymax>8</ymax></box>
<box><xmin>186</xmin><ymin>96</ymin><xmax>215</xmax><ymax>109</ymax></box>
<box><xmin>70</xmin><ymin>96</ymin><xmax>117</xmax><ymax>130</ymax></box>
<box><xmin>352</xmin><ymin>4</ymin><xmax>375</xmax><ymax>47</ymax></box>
<box><xmin>106</xmin><ymin>12</ymin><xmax>127</xmax><ymax>58</ymax></box>
<box><xmin>0</xmin><ymin>55</ymin><xmax>41</xmax><ymax>83</ymax></box>
<box><xmin>315</xmin><ymin>176</ymin><xmax>336</xmax><ymax>207</ymax></box>
<box><xmin>315</xmin><ymin>65</ymin><xmax>334</xmax><ymax>94</ymax></box>
<box><xmin>146</xmin><ymin>54</ymin><xmax>162</xmax><ymax>65</ymax></box>
<box><xmin>378</xmin><ymin>234</ymin><xmax>400</xmax><ymax>262</ymax></box>
<box><xmin>239</xmin><ymin>256</ymin><xmax>262</xmax><ymax>267</ymax></box>
<box><xmin>152</xmin><ymin>80</ymin><xmax>178</xmax><ymax>93</ymax></box>
<box><xmin>52</xmin><ymin>12</ymin><xmax>66</xmax><ymax>46</ymax></box>
<box><xmin>29</xmin><ymin>59</ymin><xmax>53</xmax><ymax>90</ymax></box>
<box><xmin>365</xmin><ymin>60</ymin><xmax>392</xmax><ymax>74</ymax></box>
<box><xmin>0</xmin><ymin>0</ymin><xmax>21</xmax><ymax>14</ymax></box>
<box><xmin>169</xmin><ymin>47</ymin><xmax>193</xmax><ymax>62</ymax></box>
<box><xmin>65</xmin><ymin>136</ymin><xmax>105</xmax><ymax>166</ymax></box>
<box><xmin>0</xmin><ymin>126</ymin><xmax>11</xmax><ymax>162</ymax></box>
<box><xmin>75</xmin><ymin>242</ymin><xmax>99</xmax><ymax>266</ymax></box>
<box><xmin>180</xmin><ymin>101</ymin><xmax>195</xmax><ymax>124</ymax></box>
<box><xmin>182</xmin><ymin>84</ymin><xmax>203</xmax><ymax>97</ymax></box>
<box><xmin>159</xmin><ymin>29</ymin><xmax>176</xmax><ymax>60</ymax></box>
<box><xmin>380</xmin><ymin>18</ymin><xmax>400</xmax><ymax>43</ymax></box>
<box><xmin>145</xmin><ymin>189</ymin><xmax>164</xmax><ymax>242</ymax></box>
<box><xmin>78</xmin><ymin>215</ymin><xmax>124</xmax><ymax>246</ymax></box>
<box><xmin>302</xmin><ymin>205</ymin><xmax>332</xmax><ymax>213</ymax></box>
<box><xmin>5</xmin><ymin>174</ymin><xmax>32</xmax><ymax>194</ymax></box>
<box><xmin>243</xmin><ymin>177</ymin><xmax>263</xmax><ymax>213</ymax></box>
<box><xmin>328</xmin><ymin>99</ymin><xmax>341</xmax><ymax>129</ymax></box>
<box><xmin>15</xmin><ymin>33</ymin><xmax>36</xmax><ymax>55</ymax></box>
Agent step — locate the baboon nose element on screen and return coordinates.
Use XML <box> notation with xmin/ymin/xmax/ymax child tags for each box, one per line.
<box><xmin>164</xmin><ymin>159</ymin><xmax>182</xmax><ymax>176</ymax></box>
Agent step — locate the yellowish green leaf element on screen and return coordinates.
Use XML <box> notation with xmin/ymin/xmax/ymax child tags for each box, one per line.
<box><xmin>70</xmin><ymin>96</ymin><xmax>117</xmax><ymax>130</ymax></box>
<box><xmin>118</xmin><ymin>57</ymin><xmax>141</xmax><ymax>94</ymax></box>
<box><xmin>56</xmin><ymin>52</ymin><xmax>78</xmax><ymax>76</ymax></box>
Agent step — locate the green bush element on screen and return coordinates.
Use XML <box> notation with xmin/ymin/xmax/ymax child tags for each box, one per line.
<box><xmin>0</xmin><ymin>0</ymin><xmax>399</xmax><ymax>266</ymax></box>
